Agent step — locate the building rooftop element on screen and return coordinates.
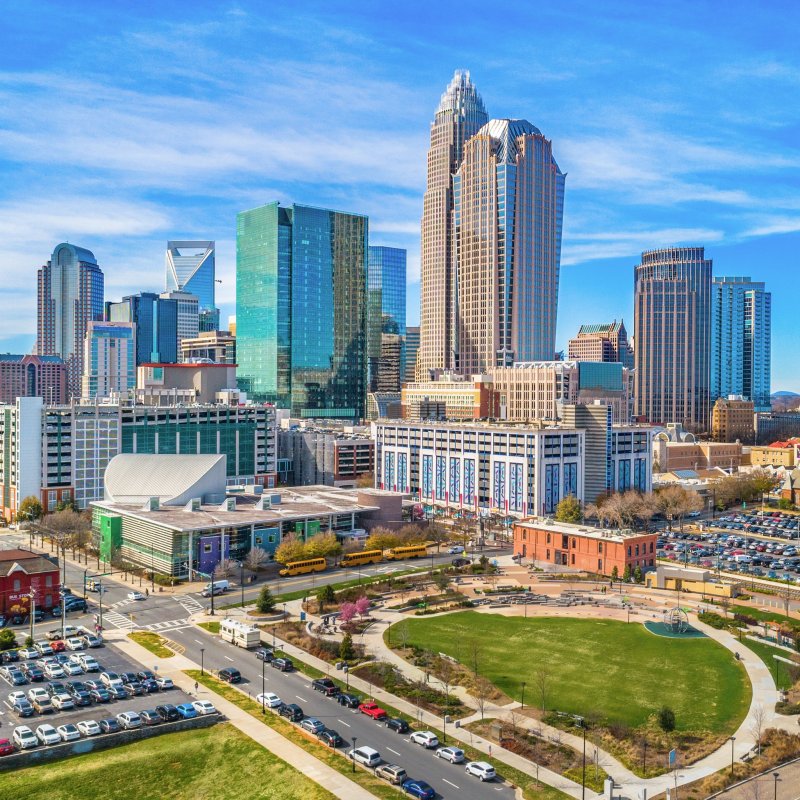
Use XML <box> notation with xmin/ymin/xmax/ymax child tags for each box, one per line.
<box><xmin>515</xmin><ymin>518</ymin><xmax>653</xmax><ymax>542</ymax></box>
<box><xmin>0</xmin><ymin>549</ymin><xmax>59</xmax><ymax>576</ymax></box>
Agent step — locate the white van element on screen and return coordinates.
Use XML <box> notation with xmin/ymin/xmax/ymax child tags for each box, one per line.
<box><xmin>348</xmin><ymin>746</ymin><xmax>382</xmax><ymax>768</ymax></box>
<box><xmin>202</xmin><ymin>580</ymin><xmax>229</xmax><ymax>597</ymax></box>
<box><xmin>733</xmin><ymin>554</ymin><xmax>751</xmax><ymax>564</ymax></box>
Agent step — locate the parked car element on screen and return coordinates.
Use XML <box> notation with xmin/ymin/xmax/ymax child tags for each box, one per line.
<box><xmin>401</xmin><ymin>778</ymin><xmax>436</xmax><ymax>799</ymax></box>
<box><xmin>140</xmin><ymin>709</ymin><xmax>162</xmax><ymax>726</ymax></box>
<box><xmin>51</xmin><ymin>693</ymin><xmax>75</xmax><ymax>711</ymax></box>
<box><xmin>312</xmin><ymin>678</ymin><xmax>339</xmax><ymax>696</ymax></box>
<box><xmin>107</xmin><ymin>685</ymin><xmax>128</xmax><ymax>701</ymax></box>
<box><xmin>300</xmin><ymin>717</ymin><xmax>325</xmax><ymax>734</ymax></box>
<box><xmin>23</xmin><ymin>665</ymin><xmax>44</xmax><ymax>682</ymax></box>
<box><xmin>65</xmin><ymin>637</ymin><xmax>85</xmax><ymax>651</ymax></box>
<box><xmin>89</xmin><ymin>687</ymin><xmax>111</xmax><ymax>703</ymax></box>
<box><xmin>12</xmin><ymin>725</ymin><xmax>38</xmax><ymax>749</ymax></box>
<box><xmin>317</xmin><ymin>728</ymin><xmax>344</xmax><ymax>748</ymax></box>
<box><xmin>117</xmin><ymin>711</ymin><xmax>142</xmax><ymax>729</ymax></box>
<box><xmin>18</xmin><ymin>647</ymin><xmax>38</xmax><ymax>660</ymax></box>
<box><xmin>0</xmin><ymin>649</ymin><xmax>19</xmax><ymax>663</ymax></box>
<box><xmin>31</xmin><ymin>697</ymin><xmax>53</xmax><ymax>714</ymax></box>
<box><xmin>100</xmin><ymin>671</ymin><xmax>123</xmax><ymax>688</ymax></box>
<box><xmin>358</xmin><ymin>701</ymin><xmax>388</xmax><ymax>720</ymax></box>
<box><xmin>127</xmin><ymin>591</ymin><xmax>145</xmax><ymax>601</ymax></box>
<box><xmin>98</xmin><ymin>718</ymin><xmax>121</xmax><ymax>734</ymax></box>
<box><xmin>175</xmin><ymin>703</ymin><xmax>198</xmax><ymax>719</ymax></box>
<box><xmin>255</xmin><ymin>647</ymin><xmax>274</xmax><ymax>662</ymax></box>
<box><xmin>56</xmin><ymin>724</ymin><xmax>81</xmax><ymax>742</ymax></box>
<box><xmin>336</xmin><ymin>692</ymin><xmax>361</xmax><ymax>708</ymax></box>
<box><xmin>155</xmin><ymin>704</ymin><xmax>180</xmax><ymax>722</ymax></box>
<box><xmin>77</xmin><ymin>719</ymin><xmax>101</xmax><ymax>736</ymax></box>
<box><xmin>192</xmin><ymin>700</ymin><xmax>216</xmax><ymax>716</ymax></box>
<box><xmin>0</xmin><ymin>738</ymin><xmax>15</xmax><ymax>756</ymax></box>
<box><xmin>35</xmin><ymin>724</ymin><xmax>61</xmax><ymax>745</ymax></box>
<box><xmin>12</xmin><ymin>697</ymin><xmax>34</xmax><ymax>717</ymax></box>
<box><xmin>4</xmin><ymin>668</ymin><xmax>27</xmax><ymax>686</ymax></box>
<box><xmin>155</xmin><ymin>676</ymin><xmax>174</xmax><ymax>690</ymax></box>
<box><xmin>435</xmin><ymin>746</ymin><xmax>465</xmax><ymax>763</ymax></box>
<box><xmin>218</xmin><ymin>668</ymin><xmax>241</xmax><ymax>683</ymax></box>
<box><xmin>279</xmin><ymin>703</ymin><xmax>304</xmax><ymax>722</ymax></box>
<box><xmin>376</xmin><ymin>764</ymin><xmax>408</xmax><ymax>785</ymax></box>
<box><xmin>256</xmin><ymin>692</ymin><xmax>282</xmax><ymax>709</ymax></box>
<box><xmin>410</xmin><ymin>731</ymin><xmax>439</xmax><ymax>749</ymax></box>
<box><xmin>348</xmin><ymin>745</ymin><xmax>382</xmax><ymax>767</ymax></box>
<box><xmin>271</xmin><ymin>658</ymin><xmax>293</xmax><ymax>672</ymax></box>
<box><xmin>81</xmin><ymin>635</ymin><xmax>103</xmax><ymax>649</ymax></box>
<box><xmin>465</xmin><ymin>761</ymin><xmax>496</xmax><ymax>781</ymax></box>
<box><xmin>386</xmin><ymin>718</ymin><xmax>410</xmax><ymax>734</ymax></box>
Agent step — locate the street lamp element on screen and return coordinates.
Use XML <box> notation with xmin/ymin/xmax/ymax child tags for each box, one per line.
<box><xmin>28</xmin><ymin>587</ymin><xmax>37</xmax><ymax>644</ymax></box>
<box><xmin>520</xmin><ymin>681</ymin><xmax>526</xmax><ymax>711</ymax></box>
<box><xmin>351</xmin><ymin>736</ymin><xmax>357</xmax><ymax>773</ymax></box>
<box><xmin>773</xmin><ymin>771</ymin><xmax>780</xmax><ymax>800</ymax></box>
<box><xmin>261</xmin><ymin>659</ymin><xmax>266</xmax><ymax>715</ymax></box>
<box><xmin>729</xmin><ymin>735</ymin><xmax>736</xmax><ymax>778</ymax></box>
<box><xmin>577</xmin><ymin>718</ymin><xmax>587</xmax><ymax>800</ymax></box>
<box><xmin>240</xmin><ymin>561</ymin><xmax>245</xmax><ymax>608</ymax></box>
<box><xmin>200</xmin><ymin>648</ymin><xmax>205</xmax><ymax>676</ymax></box>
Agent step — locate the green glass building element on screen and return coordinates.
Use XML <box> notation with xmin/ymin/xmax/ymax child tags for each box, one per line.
<box><xmin>236</xmin><ymin>202</ymin><xmax>368</xmax><ymax>419</ymax></box>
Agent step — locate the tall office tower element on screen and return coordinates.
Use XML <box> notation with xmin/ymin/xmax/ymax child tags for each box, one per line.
<box><xmin>36</xmin><ymin>243</ymin><xmax>104</xmax><ymax>398</ymax></box>
<box><xmin>418</xmin><ymin>70</ymin><xmax>488</xmax><ymax>378</ymax></box>
<box><xmin>81</xmin><ymin>321</ymin><xmax>136</xmax><ymax>399</ymax></box>
<box><xmin>634</xmin><ymin>247</ymin><xmax>712</xmax><ymax>432</ymax></box>
<box><xmin>160</xmin><ymin>290</ymin><xmax>200</xmax><ymax>346</ymax></box>
<box><xmin>711</xmin><ymin>276</ymin><xmax>771</xmax><ymax>411</ymax></box>
<box><xmin>368</xmin><ymin>246</ymin><xmax>407</xmax><ymax>392</ymax></box>
<box><xmin>237</xmin><ymin>202</ymin><xmax>368</xmax><ymax>418</ymax></box>
<box><xmin>106</xmin><ymin>292</ymin><xmax>178</xmax><ymax>365</ymax></box>
<box><xmin>0</xmin><ymin>355</ymin><xmax>67</xmax><ymax>405</ymax></box>
<box><xmin>404</xmin><ymin>326</ymin><xmax>420</xmax><ymax>385</ymax></box>
<box><xmin>165</xmin><ymin>241</ymin><xmax>215</xmax><ymax>311</ymax></box>
<box><xmin>454</xmin><ymin>119</ymin><xmax>565</xmax><ymax>374</ymax></box>
<box><xmin>568</xmin><ymin>321</ymin><xmax>634</xmax><ymax>369</ymax></box>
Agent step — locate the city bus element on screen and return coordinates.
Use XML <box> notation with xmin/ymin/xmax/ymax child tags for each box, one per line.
<box><xmin>383</xmin><ymin>543</ymin><xmax>429</xmax><ymax>560</ymax></box>
<box><xmin>339</xmin><ymin>549</ymin><xmax>383</xmax><ymax>568</ymax></box>
<box><xmin>279</xmin><ymin>557</ymin><xmax>327</xmax><ymax>577</ymax></box>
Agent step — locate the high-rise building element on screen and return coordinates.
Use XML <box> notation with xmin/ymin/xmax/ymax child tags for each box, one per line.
<box><xmin>179</xmin><ymin>330</ymin><xmax>236</xmax><ymax>365</ymax></box>
<box><xmin>106</xmin><ymin>292</ymin><xmax>178</xmax><ymax>366</ymax></box>
<box><xmin>236</xmin><ymin>202</ymin><xmax>368</xmax><ymax>418</ymax></box>
<box><xmin>453</xmin><ymin>119</ymin><xmax>565</xmax><ymax>374</ymax></box>
<box><xmin>568</xmin><ymin>321</ymin><xmax>634</xmax><ymax>369</ymax></box>
<box><xmin>404</xmin><ymin>326</ymin><xmax>420</xmax><ymax>384</ymax></box>
<box><xmin>36</xmin><ymin>243</ymin><xmax>104</xmax><ymax>398</ymax></box>
<box><xmin>711</xmin><ymin>396</ymin><xmax>755</xmax><ymax>443</ymax></box>
<box><xmin>0</xmin><ymin>354</ymin><xmax>67</xmax><ymax>405</ymax></box>
<box><xmin>418</xmin><ymin>71</ymin><xmax>488</xmax><ymax>378</ymax></box>
<box><xmin>160</xmin><ymin>290</ymin><xmax>200</xmax><ymax>346</ymax></box>
<box><xmin>711</xmin><ymin>276</ymin><xmax>771</xmax><ymax>411</ymax></box>
<box><xmin>634</xmin><ymin>247</ymin><xmax>712</xmax><ymax>432</ymax></box>
<box><xmin>368</xmin><ymin>246</ymin><xmax>407</xmax><ymax>392</ymax></box>
<box><xmin>165</xmin><ymin>241</ymin><xmax>216</xmax><ymax>312</ymax></box>
<box><xmin>81</xmin><ymin>321</ymin><xmax>136</xmax><ymax>399</ymax></box>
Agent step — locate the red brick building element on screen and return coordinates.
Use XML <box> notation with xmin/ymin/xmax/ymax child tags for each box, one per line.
<box><xmin>0</xmin><ymin>354</ymin><xmax>67</xmax><ymax>405</ymax></box>
<box><xmin>0</xmin><ymin>548</ymin><xmax>61</xmax><ymax>615</ymax></box>
<box><xmin>513</xmin><ymin>519</ymin><xmax>657</xmax><ymax>577</ymax></box>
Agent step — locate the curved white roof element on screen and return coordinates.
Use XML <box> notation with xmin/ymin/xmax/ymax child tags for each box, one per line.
<box><xmin>104</xmin><ymin>454</ymin><xmax>227</xmax><ymax>506</ymax></box>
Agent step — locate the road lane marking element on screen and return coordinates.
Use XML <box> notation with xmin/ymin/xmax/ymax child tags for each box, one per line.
<box><xmin>295</xmin><ymin>695</ymin><xmax>308</xmax><ymax>702</ymax></box>
<box><xmin>337</xmin><ymin>718</ymin><xmax>351</xmax><ymax>727</ymax></box>
<box><xmin>387</xmin><ymin>747</ymin><xmax>401</xmax><ymax>756</ymax></box>
<box><xmin>443</xmin><ymin>779</ymin><xmax>459</xmax><ymax>789</ymax></box>
<box><xmin>194</xmin><ymin>639</ymin><xmax>203</xmax><ymax>645</ymax></box>
<box><xmin>224</xmin><ymin>656</ymin><xmax>235</xmax><ymax>662</ymax></box>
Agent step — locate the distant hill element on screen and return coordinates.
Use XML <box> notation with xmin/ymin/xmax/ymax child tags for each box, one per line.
<box><xmin>772</xmin><ymin>391</ymin><xmax>800</xmax><ymax>398</ymax></box>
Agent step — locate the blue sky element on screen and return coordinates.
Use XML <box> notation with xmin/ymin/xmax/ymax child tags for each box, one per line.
<box><xmin>2</xmin><ymin>1</ymin><xmax>799</xmax><ymax>387</ymax></box>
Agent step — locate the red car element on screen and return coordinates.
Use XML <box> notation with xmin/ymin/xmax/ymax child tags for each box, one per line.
<box><xmin>50</xmin><ymin>640</ymin><xmax>66</xmax><ymax>653</ymax></box>
<box><xmin>358</xmin><ymin>702</ymin><xmax>388</xmax><ymax>720</ymax></box>
<box><xmin>0</xmin><ymin>738</ymin><xmax>14</xmax><ymax>756</ymax></box>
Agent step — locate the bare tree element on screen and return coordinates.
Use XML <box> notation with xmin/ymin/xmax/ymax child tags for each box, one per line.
<box><xmin>244</xmin><ymin>547</ymin><xmax>269</xmax><ymax>572</ymax></box>
<box><xmin>213</xmin><ymin>558</ymin><xmax>238</xmax><ymax>580</ymax></box>
<box><xmin>470</xmin><ymin>639</ymin><xmax>481</xmax><ymax>675</ymax></box>
<box><xmin>750</xmin><ymin>704</ymin><xmax>766</xmax><ymax>755</ymax></box>
<box><xmin>535</xmin><ymin>666</ymin><xmax>550</xmax><ymax>713</ymax></box>
<box><xmin>395</xmin><ymin>620</ymin><xmax>411</xmax><ymax>650</ymax></box>
<box><xmin>475</xmin><ymin>676</ymin><xmax>492</xmax><ymax>721</ymax></box>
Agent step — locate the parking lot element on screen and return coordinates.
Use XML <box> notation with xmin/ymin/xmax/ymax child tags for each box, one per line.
<box><xmin>0</xmin><ymin>635</ymin><xmax>196</xmax><ymax>751</ymax></box>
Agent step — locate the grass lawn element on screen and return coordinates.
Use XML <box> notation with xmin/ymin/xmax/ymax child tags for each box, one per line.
<box><xmin>730</xmin><ymin>604</ymin><xmax>800</xmax><ymax>632</ymax></box>
<box><xmin>739</xmin><ymin>637</ymin><xmax>799</xmax><ymax>691</ymax></box>
<box><xmin>128</xmin><ymin>630</ymin><xmax>174</xmax><ymax>658</ymax></box>
<box><xmin>2</xmin><ymin>723</ymin><xmax>335</xmax><ymax>800</ymax></box>
<box><xmin>197</xmin><ymin>621</ymin><xmax>221</xmax><ymax>634</ymax></box>
<box><xmin>400</xmin><ymin>612</ymin><xmax>751</xmax><ymax>732</ymax></box>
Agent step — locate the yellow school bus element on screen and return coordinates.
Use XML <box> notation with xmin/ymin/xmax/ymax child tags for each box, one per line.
<box><xmin>339</xmin><ymin>549</ymin><xmax>383</xmax><ymax>568</ymax></box>
<box><xmin>383</xmin><ymin>543</ymin><xmax>429</xmax><ymax>560</ymax></box>
<box><xmin>278</xmin><ymin>557</ymin><xmax>327</xmax><ymax>577</ymax></box>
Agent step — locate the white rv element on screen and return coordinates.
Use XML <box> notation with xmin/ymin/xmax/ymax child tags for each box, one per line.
<box><xmin>220</xmin><ymin>618</ymin><xmax>261</xmax><ymax>649</ymax></box>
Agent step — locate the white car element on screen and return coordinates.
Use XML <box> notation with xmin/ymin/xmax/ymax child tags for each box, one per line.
<box><xmin>36</xmin><ymin>724</ymin><xmax>62</xmax><ymax>745</ymax></box>
<box><xmin>448</xmin><ymin>545</ymin><xmax>463</xmax><ymax>554</ymax></box>
<box><xmin>256</xmin><ymin>692</ymin><xmax>282</xmax><ymax>709</ymax></box>
<box><xmin>63</xmin><ymin>661</ymin><xmax>83</xmax><ymax>676</ymax></box>
<box><xmin>66</xmin><ymin>637</ymin><xmax>85</xmax><ymax>651</ymax></box>
<box><xmin>61</xmin><ymin>625</ymin><xmax>80</xmax><ymax>638</ymax></box>
<box><xmin>18</xmin><ymin>647</ymin><xmax>38</xmax><ymax>660</ymax></box>
<box><xmin>127</xmin><ymin>591</ymin><xmax>145</xmax><ymax>601</ymax></box>
<box><xmin>435</xmin><ymin>746</ymin><xmax>465</xmax><ymax>763</ymax></box>
<box><xmin>192</xmin><ymin>700</ymin><xmax>217</xmax><ymax>716</ymax></box>
<box><xmin>76</xmin><ymin>719</ymin><xmax>101</xmax><ymax>737</ymax></box>
<box><xmin>8</xmin><ymin>691</ymin><xmax>27</xmax><ymax>705</ymax></box>
<box><xmin>79</xmin><ymin>656</ymin><xmax>101</xmax><ymax>672</ymax></box>
<box><xmin>410</xmin><ymin>730</ymin><xmax>439</xmax><ymax>749</ymax></box>
<box><xmin>12</xmin><ymin>725</ymin><xmax>37</xmax><ymax>749</ymax></box>
<box><xmin>465</xmin><ymin>761</ymin><xmax>496</xmax><ymax>782</ymax></box>
<box><xmin>57</xmin><ymin>723</ymin><xmax>81</xmax><ymax>742</ymax></box>
<box><xmin>100</xmin><ymin>671</ymin><xmax>123</xmax><ymax>689</ymax></box>
<box><xmin>155</xmin><ymin>676</ymin><xmax>174</xmax><ymax>690</ymax></box>
<box><xmin>44</xmin><ymin>663</ymin><xmax>65</xmax><ymax>679</ymax></box>
<box><xmin>51</xmin><ymin>693</ymin><xmax>75</xmax><ymax>711</ymax></box>
<box><xmin>117</xmin><ymin>711</ymin><xmax>142</xmax><ymax>729</ymax></box>
<box><xmin>28</xmin><ymin>687</ymin><xmax>49</xmax><ymax>703</ymax></box>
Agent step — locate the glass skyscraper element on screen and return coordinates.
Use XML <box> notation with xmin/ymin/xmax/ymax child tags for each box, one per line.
<box><xmin>165</xmin><ymin>241</ymin><xmax>216</xmax><ymax>312</ymax></box>
<box><xmin>368</xmin><ymin>246</ymin><xmax>407</xmax><ymax>391</ymax></box>
<box><xmin>36</xmin><ymin>243</ymin><xmax>104</xmax><ymax>399</ymax></box>
<box><xmin>237</xmin><ymin>202</ymin><xmax>368</xmax><ymax>418</ymax></box>
<box><xmin>106</xmin><ymin>292</ymin><xmax>178</xmax><ymax>366</ymax></box>
<box><xmin>711</xmin><ymin>276</ymin><xmax>771</xmax><ymax>411</ymax></box>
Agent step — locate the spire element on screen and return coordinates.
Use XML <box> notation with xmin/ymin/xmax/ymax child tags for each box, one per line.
<box><xmin>435</xmin><ymin>69</ymin><xmax>487</xmax><ymax>120</ymax></box>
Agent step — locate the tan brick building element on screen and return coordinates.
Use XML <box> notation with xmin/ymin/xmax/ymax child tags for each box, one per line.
<box><xmin>711</xmin><ymin>396</ymin><xmax>754</xmax><ymax>443</ymax></box>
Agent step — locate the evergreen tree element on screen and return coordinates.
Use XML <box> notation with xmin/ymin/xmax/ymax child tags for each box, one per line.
<box><xmin>256</xmin><ymin>586</ymin><xmax>276</xmax><ymax>613</ymax></box>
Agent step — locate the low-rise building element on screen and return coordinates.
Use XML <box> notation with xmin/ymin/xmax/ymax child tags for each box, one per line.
<box><xmin>135</xmin><ymin>362</ymin><xmax>241</xmax><ymax>405</ymax></box>
<box><xmin>512</xmin><ymin>518</ymin><xmax>657</xmax><ymax>576</ymax></box>
<box><xmin>401</xmin><ymin>373</ymin><xmax>497</xmax><ymax>421</ymax></box>
<box><xmin>179</xmin><ymin>330</ymin><xmax>236</xmax><ymax>365</ymax></box>
<box><xmin>749</xmin><ymin>441</ymin><xmax>799</xmax><ymax>468</ymax></box>
<box><xmin>0</xmin><ymin>548</ymin><xmax>61</xmax><ymax>615</ymax></box>
<box><xmin>0</xmin><ymin>354</ymin><xmax>67</xmax><ymax>405</ymax></box>
<box><xmin>711</xmin><ymin>396</ymin><xmax>755</xmax><ymax>444</ymax></box>
<box><xmin>754</xmin><ymin>412</ymin><xmax>800</xmax><ymax>445</ymax></box>
<box><xmin>644</xmin><ymin>565</ymin><xmax>739</xmax><ymax>598</ymax></box>
<box><xmin>653</xmin><ymin>434</ymin><xmax>742</xmax><ymax>473</ymax></box>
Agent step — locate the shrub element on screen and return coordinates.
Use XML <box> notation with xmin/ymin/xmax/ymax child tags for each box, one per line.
<box><xmin>256</xmin><ymin>586</ymin><xmax>276</xmax><ymax>613</ymax></box>
<box><xmin>658</xmin><ymin>706</ymin><xmax>676</xmax><ymax>732</ymax></box>
<box><xmin>0</xmin><ymin>628</ymin><xmax>17</xmax><ymax>650</ymax></box>
<box><xmin>339</xmin><ymin>632</ymin><xmax>355</xmax><ymax>661</ymax></box>
<box><xmin>775</xmin><ymin>701</ymin><xmax>800</xmax><ymax>715</ymax></box>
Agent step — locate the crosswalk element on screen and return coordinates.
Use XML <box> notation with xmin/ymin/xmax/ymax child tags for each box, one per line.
<box><xmin>102</xmin><ymin>611</ymin><xmax>135</xmax><ymax>630</ymax></box>
<box><xmin>144</xmin><ymin>618</ymin><xmax>191</xmax><ymax>633</ymax></box>
<box><xmin>177</xmin><ymin>595</ymin><xmax>204</xmax><ymax>615</ymax></box>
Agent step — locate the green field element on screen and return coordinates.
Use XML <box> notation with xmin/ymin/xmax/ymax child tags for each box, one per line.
<box><xmin>2</xmin><ymin>723</ymin><xmax>334</xmax><ymax>800</ymax></box>
<box><xmin>739</xmin><ymin>636</ymin><xmax>799</xmax><ymax>691</ymax></box>
<box><xmin>400</xmin><ymin>613</ymin><xmax>751</xmax><ymax>732</ymax></box>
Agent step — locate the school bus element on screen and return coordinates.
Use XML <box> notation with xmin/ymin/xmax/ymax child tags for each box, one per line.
<box><xmin>383</xmin><ymin>543</ymin><xmax>429</xmax><ymax>560</ymax></box>
<box><xmin>339</xmin><ymin>549</ymin><xmax>383</xmax><ymax>568</ymax></box>
<box><xmin>279</xmin><ymin>557</ymin><xmax>327</xmax><ymax>577</ymax></box>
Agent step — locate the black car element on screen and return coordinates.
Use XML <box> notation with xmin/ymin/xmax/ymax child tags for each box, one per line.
<box><xmin>137</xmin><ymin>670</ymin><xmax>156</xmax><ymax>682</ymax></box>
<box><xmin>90</xmin><ymin>687</ymin><xmax>111</xmax><ymax>703</ymax></box>
<box><xmin>317</xmin><ymin>728</ymin><xmax>344</xmax><ymax>748</ymax></box>
<box><xmin>108</xmin><ymin>685</ymin><xmax>127</xmax><ymax>700</ymax></box>
<box><xmin>69</xmin><ymin>687</ymin><xmax>91</xmax><ymax>706</ymax></box>
<box><xmin>124</xmin><ymin>681</ymin><xmax>146</xmax><ymax>697</ymax></box>
<box><xmin>12</xmin><ymin>698</ymin><xmax>34</xmax><ymax>717</ymax></box>
<box><xmin>46</xmin><ymin>681</ymin><xmax>68</xmax><ymax>697</ymax></box>
<box><xmin>386</xmin><ymin>718</ymin><xmax>410</xmax><ymax>734</ymax></box>
<box><xmin>271</xmin><ymin>658</ymin><xmax>293</xmax><ymax>672</ymax></box>
<box><xmin>120</xmin><ymin>672</ymin><xmax>139</xmax><ymax>685</ymax></box>
<box><xmin>279</xmin><ymin>703</ymin><xmax>304</xmax><ymax>722</ymax></box>
<box><xmin>452</xmin><ymin>558</ymin><xmax>471</xmax><ymax>568</ymax></box>
<box><xmin>255</xmin><ymin>647</ymin><xmax>274</xmax><ymax>662</ymax></box>
<box><xmin>64</xmin><ymin>599</ymin><xmax>88</xmax><ymax>613</ymax></box>
<box><xmin>336</xmin><ymin>692</ymin><xmax>361</xmax><ymax>709</ymax></box>
<box><xmin>156</xmin><ymin>704</ymin><xmax>180</xmax><ymax>722</ymax></box>
<box><xmin>218</xmin><ymin>668</ymin><xmax>241</xmax><ymax>683</ymax></box>
<box><xmin>23</xmin><ymin>665</ymin><xmax>44</xmax><ymax>682</ymax></box>
<box><xmin>312</xmin><ymin>678</ymin><xmax>339</xmax><ymax>696</ymax></box>
<box><xmin>99</xmin><ymin>717</ymin><xmax>121</xmax><ymax>733</ymax></box>
<box><xmin>141</xmin><ymin>677</ymin><xmax>159</xmax><ymax>693</ymax></box>
<box><xmin>140</xmin><ymin>709</ymin><xmax>161</xmax><ymax>726</ymax></box>
<box><xmin>1</xmin><ymin>649</ymin><xmax>19</xmax><ymax>663</ymax></box>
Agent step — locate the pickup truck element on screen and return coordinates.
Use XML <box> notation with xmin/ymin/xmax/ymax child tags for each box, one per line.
<box><xmin>311</xmin><ymin>678</ymin><xmax>340</xmax><ymax>697</ymax></box>
<box><xmin>46</xmin><ymin>625</ymin><xmax>79</xmax><ymax>641</ymax></box>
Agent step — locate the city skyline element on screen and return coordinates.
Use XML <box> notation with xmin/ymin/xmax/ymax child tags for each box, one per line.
<box><xmin>1</xmin><ymin>3</ymin><xmax>798</xmax><ymax>388</ymax></box>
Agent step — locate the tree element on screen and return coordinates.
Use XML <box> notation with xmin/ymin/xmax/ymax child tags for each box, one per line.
<box><xmin>623</xmin><ymin>564</ymin><xmax>632</xmax><ymax>582</ymax></box>
<box><xmin>433</xmin><ymin>571</ymin><xmax>450</xmax><ymax>592</ymax></box>
<box><xmin>395</xmin><ymin>620</ymin><xmax>411</xmax><ymax>649</ymax></box>
<box><xmin>426</xmin><ymin>522</ymin><xmax>450</xmax><ymax>552</ymax></box>
<box><xmin>355</xmin><ymin>473</ymin><xmax>374</xmax><ymax>488</ymax></box>
<box><xmin>0</xmin><ymin>628</ymin><xmax>17</xmax><ymax>651</ymax></box>
<box><xmin>318</xmin><ymin>583</ymin><xmax>336</xmax><ymax>611</ymax></box>
<box><xmin>17</xmin><ymin>496</ymin><xmax>42</xmax><ymax>523</ymax></box>
<box><xmin>364</xmin><ymin>527</ymin><xmax>402</xmax><ymax>552</ymax></box>
<box><xmin>555</xmin><ymin>495</ymin><xmax>583</xmax><ymax>524</ymax></box>
<box><xmin>611</xmin><ymin>566</ymin><xmax>619</xmax><ymax>582</ymax></box>
<box><xmin>475</xmin><ymin>676</ymin><xmax>492</xmax><ymax>720</ymax></box>
<box><xmin>275</xmin><ymin>534</ymin><xmax>306</xmax><ymax>565</ymax></box>
<box><xmin>397</xmin><ymin>524</ymin><xmax>428</xmax><ymax>543</ymax></box>
<box><xmin>213</xmin><ymin>558</ymin><xmax>237</xmax><ymax>580</ymax></box>
<box><xmin>657</xmin><ymin>706</ymin><xmax>676</xmax><ymax>732</ymax></box>
<box><xmin>633</xmin><ymin>565</ymin><xmax>643</xmax><ymax>584</ymax></box>
<box><xmin>750</xmin><ymin>704</ymin><xmax>766</xmax><ymax>755</ymax></box>
<box><xmin>339</xmin><ymin>602</ymin><xmax>357</xmax><ymax>624</ymax></box>
<box><xmin>339</xmin><ymin>631</ymin><xmax>355</xmax><ymax>661</ymax></box>
<box><xmin>256</xmin><ymin>586</ymin><xmax>276</xmax><ymax>613</ymax></box>
<box><xmin>245</xmin><ymin>547</ymin><xmax>269</xmax><ymax>572</ymax></box>
<box><xmin>354</xmin><ymin>595</ymin><xmax>371</xmax><ymax>618</ymax></box>
<box><xmin>535</xmin><ymin>667</ymin><xmax>550</xmax><ymax>713</ymax></box>
<box><xmin>304</xmin><ymin>531</ymin><xmax>342</xmax><ymax>560</ymax></box>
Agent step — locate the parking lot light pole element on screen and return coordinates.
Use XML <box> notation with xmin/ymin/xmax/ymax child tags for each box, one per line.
<box><xmin>580</xmin><ymin>718</ymin><xmax>587</xmax><ymax>800</ymax></box>
<box><xmin>60</xmin><ymin>589</ymin><xmax>67</xmax><ymax>638</ymax></box>
<box><xmin>200</xmin><ymin>648</ymin><xmax>205</xmax><ymax>676</ymax></box>
<box><xmin>729</xmin><ymin>735</ymin><xmax>736</xmax><ymax>778</ymax></box>
<box><xmin>351</xmin><ymin>736</ymin><xmax>357</xmax><ymax>772</ymax></box>
<box><xmin>520</xmin><ymin>681</ymin><xmax>526</xmax><ymax>710</ymax></box>
<box><xmin>240</xmin><ymin>561</ymin><xmax>245</xmax><ymax>607</ymax></box>
<box><xmin>773</xmin><ymin>772</ymin><xmax>780</xmax><ymax>800</ymax></box>
<box><xmin>261</xmin><ymin>660</ymin><xmax>266</xmax><ymax>714</ymax></box>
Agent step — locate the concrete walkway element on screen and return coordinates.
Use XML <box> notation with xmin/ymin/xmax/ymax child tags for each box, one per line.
<box><xmin>105</xmin><ymin>628</ymin><xmax>376</xmax><ymax>800</ymax></box>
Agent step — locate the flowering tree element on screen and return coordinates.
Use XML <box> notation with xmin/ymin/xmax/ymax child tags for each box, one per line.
<box><xmin>339</xmin><ymin>602</ymin><xmax>356</xmax><ymax>624</ymax></box>
<box><xmin>355</xmin><ymin>595</ymin><xmax>371</xmax><ymax>618</ymax></box>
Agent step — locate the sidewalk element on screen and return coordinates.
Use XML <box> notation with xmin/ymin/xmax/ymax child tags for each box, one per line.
<box><xmin>105</xmin><ymin>628</ymin><xmax>377</xmax><ymax>800</ymax></box>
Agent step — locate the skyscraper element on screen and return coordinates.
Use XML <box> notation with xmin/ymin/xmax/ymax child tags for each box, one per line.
<box><xmin>106</xmin><ymin>292</ymin><xmax>178</xmax><ymax>366</ymax></box>
<box><xmin>36</xmin><ymin>243</ymin><xmax>104</xmax><ymax>398</ymax></box>
<box><xmin>453</xmin><ymin>118</ymin><xmax>565</xmax><ymax>373</ymax></box>
<box><xmin>236</xmin><ymin>202</ymin><xmax>368</xmax><ymax>418</ymax></box>
<box><xmin>81</xmin><ymin>321</ymin><xmax>136</xmax><ymax>399</ymax></box>
<box><xmin>568</xmin><ymin>321</ymin><xmax>634</xmax><ymax>369</ymax></box>
<box><xmin>160</xmin><ymin>290</ymin><xmax>200</xmax><ymax>347</ymax></box>
<box><xmin>711</xmin><ymin>276</ymin><xmax>771</xmax><ymax>411</ymax></box>
<box><xmin>368</xmin><ymin>246</ymin><xmax>407</xmax><ymax>392</ymax></box>
<box><xmin>634</xmin><ymin>247</ymin><xmax>712</xmax><ymax>432</ymax></box>
<box><xmin>165</xmin><ymin>241</ymin><xmax>216</xmax><ymax>312</ymax></box>
<box><xmin>404</xmin><ymin>326</ymin><xmax>420</xmax><ymax>385</ymax></box>
<box><xmin>418</xmin><ymin>70</ymin><xmax>488</xmax><ymax>378</ymax></box>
